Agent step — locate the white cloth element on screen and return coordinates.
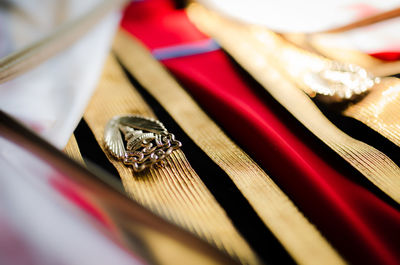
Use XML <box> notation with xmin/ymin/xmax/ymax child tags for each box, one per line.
<box><xmin>0</xmin><ymin>2</ymin><xmax>139</xmax><ymax>264</ymax></box>
<box><xmin>313</xmin><ymin>17</ymin><xmax>400</xmax><ymax>54</ymax></box>
<box><xmin>200</xmin><ymin>0</ymin><xmax>400</xmax><ymax>54</ymax></box>
<box><xmin>0</xmin><ymin>0</ymin><xmax>120</xmax><ymax>149</ymax></box>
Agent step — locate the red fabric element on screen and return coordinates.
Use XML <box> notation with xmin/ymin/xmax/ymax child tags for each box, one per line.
<box><xmin>369</xmin><ymin>52</ymin><xmax>400</xmax><ymax>61</ymax></box>
<box><xmin>50</xmin><ymin>176</ymin><xmax>113</xmax><ymax>230</ymax></box>
<box><xmin>121</xmin><ymin>1</ymin><xmax>400</xmax><ymax>264</ymax></box>
<box><xmin>50</xmin><ymin>175</ymin><xmax>146</xmax><ymax>263</ymax></box>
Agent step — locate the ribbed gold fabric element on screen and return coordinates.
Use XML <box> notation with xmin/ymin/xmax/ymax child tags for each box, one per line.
<box><xmin>83</xmin><ymin>55</ymin><xmax>260</xmax><ymax>265</ymax></box>
<box><xmin>344</xmin><ymin>77</ymin><xmax>400</xmax><ymax>147</ymax></box>
<box><xmin>283</xmin><ymin>33</ymin><xmax>400</xmax><ymax>148</ymax></box>
<box><xmin>113</xmin><ymin>30</ymin><xmax>345</xmax><ymax>265</ymax></box>
<box><xmin>64</xmin><ymin>134</ymin><xmax>84</xmax><ymax>164</ymax></box>
<box><xmin>187</xmin><ymin>4</ymin><xmax>400</xmax><ymax>204</ymax></box>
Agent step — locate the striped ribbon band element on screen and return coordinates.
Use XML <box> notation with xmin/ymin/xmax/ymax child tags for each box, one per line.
<box><xmin>186</xmin><ymin>4</ymin><xmax>400</xmax><ymax>205</ymax></box>
<box><xmin>113</xmin><ymin>29</ymin><xmax>345</xmax><ymax>265</ymax></box>
<box><xmin>83</xmin><ymin>54</ymin><xmax>260</xmax><ymax>264</ymax></box>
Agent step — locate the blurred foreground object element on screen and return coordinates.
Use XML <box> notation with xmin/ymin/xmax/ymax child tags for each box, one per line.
<box><xmin>0</xmin><ymin>110</ymin><xmax>238</xmax><ymax>265</ymax></box>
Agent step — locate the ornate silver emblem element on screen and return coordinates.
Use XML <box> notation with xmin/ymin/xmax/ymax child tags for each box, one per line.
<box><xmin>303</xmin><ymin>62</ymin><xmax>380</xmax><ymax>102</ymax></box>
<box><xmin>104</xmin><ymin>115</ymin><xmax>182</xmax><ymax>172</ymax></box>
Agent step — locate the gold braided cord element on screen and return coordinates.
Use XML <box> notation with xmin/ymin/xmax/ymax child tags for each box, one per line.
<box><xmin>64</xmin><ymin>133</ymin><xmax>85</xmax><ymax>164</ymax></box>
<box><xmin>344</xmin><ymin>78</ymin><xmax>400</xmax><ymax>147</ymax></box>
<box><xmin>113</xmin><ymin>30</ymin><xmax>345</xmax><ymax>265</ymax></box>
<box><xmin>83</xmin><ymin>55</ymin><xmax>260</xmax><ymax>265</ymax></box>
<box><xmin>187</xmin><ymin>4</ymin><xmax>400</xmax><ymax>204</ymax></box>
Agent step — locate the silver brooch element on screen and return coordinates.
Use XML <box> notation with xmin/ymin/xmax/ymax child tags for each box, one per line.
<box><xmin>303</xmin><ymin>62</ymin><xmax>380</xmax><ymax>102</ymax></box>
<box><xmin>104</xmin><ymin>115</ymin><xmax>182</xmax><ymax>172</ymax></box>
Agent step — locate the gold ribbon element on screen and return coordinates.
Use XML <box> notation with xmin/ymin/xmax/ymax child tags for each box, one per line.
<box><xmin>282</xmin><ymin>27</ymin><xmax>400</xmax><ymax>147</ymax></box>
<box><xmin>83</xmin><ymin>54</ymin><xmax>260</xmax><ymax>265</ymax></box>
<box><xmin>64</xmin><ymin>134</ymin><xmax>85</xmax><ymax>164</ymax></box>
<box><xmin>187</xmin><ymin>4</ymin><xmax>400</xmax><ymax>204</ymax></box>
<box><xmin>344</xmin><ymin>77</ymin><xmax>400</xmax><ymax>147</ymax></box>
<box><xmin>113</xmin><ymin>30</ymin><xmax>345</xmax><ymax>265</ymax></box>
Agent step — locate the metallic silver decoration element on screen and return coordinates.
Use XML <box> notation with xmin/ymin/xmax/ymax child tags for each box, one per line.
<box><xmin>104</xmin><ymin>115</ymin><xmax>182</xmax><ymax>172</ymax></box>
<box><xmin>303</xmin><ymin>62</ymin><xmax>380</xmax><ymax>102</ymax></box>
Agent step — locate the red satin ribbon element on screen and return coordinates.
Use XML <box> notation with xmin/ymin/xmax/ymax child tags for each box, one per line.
<box><xmin>121</xmin><ymin>1</ymin><xmax>400</xmax><ymax>264</ymax></box>
<box><xmin>369</xmin><ymin>51</ymin><xmax>400</xmax><ymax>61</ymax></box>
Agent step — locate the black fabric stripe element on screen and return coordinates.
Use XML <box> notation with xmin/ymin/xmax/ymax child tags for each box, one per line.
<box><xmin>74</xmin><ymin>119</ymin><xmax>121</xmax><ymax>180</ymax></box>
<box><xmin>116</xmin><ymin>57</ymin><xmax>296</xmax><ymax>265</ymax></box>
<box><xmin>316</xmin><ymin>100</ymin><xmax>400</xmax><ymax>167</ymax></box>
<box><xmin>173</xmin><ymin>0</ymin><xmax>188</xmax><ymax>9</ymax></box>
